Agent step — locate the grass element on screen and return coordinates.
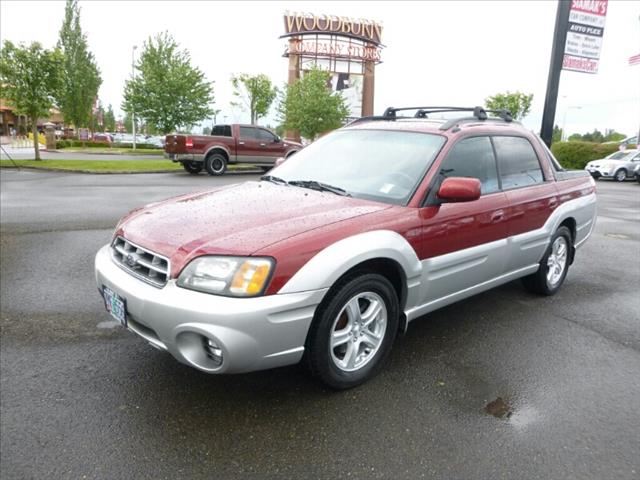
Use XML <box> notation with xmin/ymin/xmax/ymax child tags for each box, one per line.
<box><xmin>0</xmin><ymin>159</ymin><xmax>258</xmax><ymax>173</ymax></box>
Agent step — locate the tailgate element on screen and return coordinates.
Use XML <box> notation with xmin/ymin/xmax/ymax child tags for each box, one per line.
<box><xmin>164</xmin><ymin>134</ymin><xmax>187</xmax><ymax>154</ymax></box>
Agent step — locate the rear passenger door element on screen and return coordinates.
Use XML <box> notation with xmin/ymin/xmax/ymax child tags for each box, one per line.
<box><xmin>238</xmin><ymin>126</ymin><xmax>263</xmax><ymax>163</ymax></box>
<box><xmin>419</xmin><ymin>136</ymin><xmax>510</xmax><ymax>304</ymax></box>
<box><xmin>492</xmin><ymin>135</ymin><xmax>559</xmax><ymax>272</ymax></box>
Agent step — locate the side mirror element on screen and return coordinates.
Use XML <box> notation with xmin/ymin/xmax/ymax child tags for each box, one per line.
<box><xmin>274</xmin><ymin>157</ymin><xmax>286</xmax><ymax>167</ymax></box>
<box><xmin>274</xmin><ymin>135</ymin><xmax>281</xmax><ymax>143</ymax></box>
<box><xmin>437</xmin><ymin>177</ymin><xmax>481</xmax><ymax>203</ymax></box>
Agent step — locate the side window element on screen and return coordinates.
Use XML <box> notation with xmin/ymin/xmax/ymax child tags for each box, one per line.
<box><xmin>493</xmin><ymin>136</ymin><xmax>544</xmax><ymax>189</ymax></box>
<box><xmin>211</xmin><ymin>125</ymin><xmax>231</xmax><ymax>136</ymax></box>
<box><xmin>440</xmin><ymin>136</ymin><xmax>499</xmax><ymax>194</ymax></box>
<box><xmin>239</xmin><ymin>127</ymin><xmax>259</xmax><ymax>140</ymax></box>
<box><xmin>257</xmin><ymin>129</ymin><xmax>276</xmax><ymax>142</ymax></box>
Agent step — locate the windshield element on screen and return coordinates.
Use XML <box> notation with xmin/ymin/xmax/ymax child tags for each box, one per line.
<box><xmin>269</xmin><ymin>129</ymin><xmax>446</xmax><ymax>205</ymax></box>
<box><xmin>607</xmin><ymin>151</ymin><xmax>631</xmax><ymax>160</ymax></box>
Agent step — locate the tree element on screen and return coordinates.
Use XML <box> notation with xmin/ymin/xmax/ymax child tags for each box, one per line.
<box><xmin>604</xmin><ymin>129</ymin><xmax>626</xmax><ymax>143</ymax></box>
<box><xmin>122</xmin><ymin>111</ymin><xmax>138</xmax><ymax>134</ymax></box>
<box><xmin>103</xmin><ymin>104</ymin><xmax>116</xmax><ymax>132</ymax></box>
<box><xmin>552</xmin><ymin>125</ymin><xmax>563</xmax><ymax>144</ymax></box>
<box><xmin>278</xmin><ymin>67</ymin><xmax>349</xmax><ymax>140</ymax></box>
<box><xmin>0</xmin><ymin>41</ymin><xmax>62</xmax><ymax>160</ymax></box>
<box><xmin>231</xmin><ymin>73</ymin><xmax>278</xmax><ymax>125</ymax></box>
<box><xmin>57</xmin><ymin>0</ymin><xmax>101</xmax><ymax>131</ymax></box>
<box><xmin>485</xmin><ymin>91</ymin><xmax>533</xmax><ymax>120</ymax></box>
<box><xmin>122</xmin><ymin>32</ymin><xmax>214</xmax><ymax>134</ymax></box>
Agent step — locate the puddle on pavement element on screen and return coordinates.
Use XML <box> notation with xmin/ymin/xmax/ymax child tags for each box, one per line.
<box><xmin>485</xmin><ymin>397</ymin><xmax>512</xmax><ymax>418</ymax></box>
<box><xmin>97</xmin><ymin>320</ymin><xmax>121</xmax><ymax>329</ymax></box>
<box><xmin>485</xmin><ymin>397</ymin><xmax>540</xmax><ymax>428</ymax></box>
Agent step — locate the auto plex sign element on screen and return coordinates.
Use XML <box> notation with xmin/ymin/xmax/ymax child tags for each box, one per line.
<box><xmin>563</xmin><ymin>0</ymin><xmax>608</xmax><ymax>74</ymax></box>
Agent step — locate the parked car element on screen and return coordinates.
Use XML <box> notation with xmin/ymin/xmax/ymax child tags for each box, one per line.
<box><xmin>95</xmin><ymin>106</ymin><xmax>597</xmax><ymax>389</ymax></box>
<box><xmin>584</xmin><ymin>149</ymin><xmax>640</xmax><ymax>181</ymax></box>
<box><xmin>164</xmin><ymin>124</ymin><xmax>302</xmax><ymax>175</ymax></box>
<box><xmin>92</xmin><ymin>133</ymin><xmax>113</xmax><ymax>143</ymax></box>
<box><xmin>634</xmin><ymin>163</ymin><xmax>640</xmax><ymax>183</ymax></box>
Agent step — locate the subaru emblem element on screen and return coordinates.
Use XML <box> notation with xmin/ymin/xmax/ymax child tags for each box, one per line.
<box><xmin>126</xmin><ymin>254</ymin><xmax>137</xmax><ymax>267</ymax></box>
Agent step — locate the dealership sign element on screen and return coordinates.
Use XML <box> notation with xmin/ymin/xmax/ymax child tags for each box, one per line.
<box><xmin>563</xmin><ymin>0</ymin><xmax>608</xmax><ymax>74</ymax></box>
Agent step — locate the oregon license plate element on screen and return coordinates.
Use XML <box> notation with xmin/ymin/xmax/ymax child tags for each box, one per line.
<box><xmin>102</xmin><ymin>285</ymin><xmax>127</xmax><ymax>327</ymax></box>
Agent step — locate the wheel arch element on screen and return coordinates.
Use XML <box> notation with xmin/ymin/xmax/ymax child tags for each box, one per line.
<box><xmin>278</xmin><ymin>230</ymin><xmax>423</xmax><ymax>331</ymax></box>
<box><xmin>204</xmin><ymin>145</ymin><xmax>230</xmax><ymax>161</ymax></box>
<box><xmin>559</xmin><ymin>217</ymin><xmax>577</xmax><ymax>264</ymax></box>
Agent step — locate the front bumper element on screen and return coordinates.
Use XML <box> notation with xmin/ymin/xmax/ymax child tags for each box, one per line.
<box><xmin>95</xmin><ymin>245</ymin><xmax>328</xmax><ymax>374</ymax></box>
<box><xmin>585</xmin><ymin>166</ymin><xmax>613</xmax><ymax>178</ymax></box>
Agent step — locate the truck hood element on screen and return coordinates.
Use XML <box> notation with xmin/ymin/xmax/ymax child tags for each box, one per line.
<box><xmin>117</xmin><ymin>181</ymin><xmax>390</xmax><ymax>277</ymax></box>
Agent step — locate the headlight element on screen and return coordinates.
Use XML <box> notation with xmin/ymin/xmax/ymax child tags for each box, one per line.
<box><xmin>177</xmin><ymin>256</ymin><xmax>274</xmax><ymax>297</ymax></box>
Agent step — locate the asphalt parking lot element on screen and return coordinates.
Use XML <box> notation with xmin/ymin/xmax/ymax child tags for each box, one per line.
<box><xmin>1</xmin><ymin>169</ymin><xmax>639</xmax><ymax>480</ymax></box>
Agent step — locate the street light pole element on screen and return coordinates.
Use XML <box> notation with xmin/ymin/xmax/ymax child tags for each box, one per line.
<box><xmin>132</xmin><ymin>45</ymin><xmax>137</xmax><ymax>150</ymax></box>
<box><xmin>561</xmin><ymin>106</ymin><xmax>582</xmax><ymax>142</ymax></box>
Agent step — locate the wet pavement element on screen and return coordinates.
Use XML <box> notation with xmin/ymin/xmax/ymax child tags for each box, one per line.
<box><xmin>1</xmin><ymin>170</ymin><xmax>639</xmax><ymax>479</ymax></box>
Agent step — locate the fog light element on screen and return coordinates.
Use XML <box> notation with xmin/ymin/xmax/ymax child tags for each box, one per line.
<box><xmin>203</xmin><ymin>338</ymin><xmax>223</xmax><ymax>367</ymax></box>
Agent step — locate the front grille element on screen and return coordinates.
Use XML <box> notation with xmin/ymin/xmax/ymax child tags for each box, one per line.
<box><xmin>111</xmin><ymin>236</ymin><xmax>170</xmax><ymax>287</ymax></box>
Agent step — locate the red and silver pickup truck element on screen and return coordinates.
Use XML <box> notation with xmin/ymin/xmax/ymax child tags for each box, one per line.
<box><xmin>97</xmin><ymin>106</ymin><xmax>597</xmax><ymax>389</ymax></box>
<box><xmin>164</xmin><ymin>124</ymin><xmax>302</xmax><ymax>175</ymax></box>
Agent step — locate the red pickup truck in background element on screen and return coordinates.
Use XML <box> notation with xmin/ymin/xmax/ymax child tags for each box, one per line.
<box><xmin>165</xmin><ymin>124</ymin><xmax>302</xmax><ymax>175</ymax></box>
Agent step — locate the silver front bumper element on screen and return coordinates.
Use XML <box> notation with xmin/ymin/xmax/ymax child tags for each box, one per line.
<box><xmin>95</xmin><ymin>245</ymin><xmax>328</xmax><ymax>374</ymax></box>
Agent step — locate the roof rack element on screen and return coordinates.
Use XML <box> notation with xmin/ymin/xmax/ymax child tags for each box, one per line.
<box><xmin>347</xmin><ymin>106</ymin><xmax>516</xmax><ymax>130</ymax></box>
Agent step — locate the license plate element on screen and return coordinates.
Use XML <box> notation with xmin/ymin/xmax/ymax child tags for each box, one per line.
<box><xmin>102</xmin><ymin>285</ymin><xmax>127</xmax><ymax>327</ymax></box>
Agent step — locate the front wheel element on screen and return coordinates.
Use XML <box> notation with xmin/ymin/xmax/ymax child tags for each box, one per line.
<box><xmin>205</xmin><ymin>153</ymin><xmax>227</xmax><ymax>176</ymax></box>
<box><xmin>522</xmin><ymin>226</ymin><xmax>572</xmax><ymax>296</ymax></box>
<box><xmin>306</xmin><ymin>273</ymin><xmax>399</xmax><ymax>389</ymax></box>
<box><xmin>613</xmin><ymin>169</ymin><xmax>627</xmax><ymax>182</ymax></box>
<box><xmin>182</xmin><ymin>161</ymin><xmax>203</xmax><ymax>174</ymax></box>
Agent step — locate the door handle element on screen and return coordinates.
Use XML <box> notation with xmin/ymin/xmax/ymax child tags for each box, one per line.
<box><xmin>491</xmin><ymin>209</ymin><xmax>505</xmax><ymax>223</ymax></box>
<box><xmin>259</xmin><ymin>143</ymin><xmax>266</xmax><ymax>147</ymax></box>
<box><xmin>238</xmin><ymin>141</ymin><xmax>245</xmax><ymax>145</ymax></box>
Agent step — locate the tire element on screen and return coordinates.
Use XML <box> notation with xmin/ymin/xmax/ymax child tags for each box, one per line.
<box><xmin>521</xmin><ymin>226</ymin><xmax>572</xmax><ymax>296</ymax></box>
<box><xmin>260</xmin><ymin>166</ymin><xmax>271</xmax><ymax>173</ymax></box>
<box><xmin>306</xmin><ymin>272</ymin><xmax>399</xmax><ymax>389</ymax></box>
<box><xmin>205</xmin><ymin>153</ymin><xmax>227</xmax><ymax>176</ymax></box>
<box><xmin>182</xmin><ymin>161</ymin><xmax>203</xmax><ymax>174</ymax></box>
<box><xmin>613</xmin><ymin>169</ymin><xmax>627</xmax><ymax>182</ymax></box>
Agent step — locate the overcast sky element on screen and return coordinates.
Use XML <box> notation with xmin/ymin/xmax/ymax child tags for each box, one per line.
<box><xmin>1</xmin><ymin>0</ymin><xmax>639</xmax><ymax>136</ymax></box>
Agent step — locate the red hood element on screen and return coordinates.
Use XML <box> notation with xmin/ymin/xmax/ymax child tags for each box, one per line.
<box><xmin>117</xmin><ymin>181</ymin><xmax>390</xmax><ymax>277</ymax></box>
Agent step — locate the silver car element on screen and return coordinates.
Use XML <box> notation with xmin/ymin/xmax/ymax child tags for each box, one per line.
<box><xmin>585</xmin><ymin>149</ymin><xmax>640</xmax><ymax>182</ymax></box>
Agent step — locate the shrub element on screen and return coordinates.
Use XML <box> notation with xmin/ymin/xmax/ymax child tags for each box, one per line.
<box><xmin>551</xmin><ymin>141</ymin><xmax>622</xmax><ymax>169</ymax></box>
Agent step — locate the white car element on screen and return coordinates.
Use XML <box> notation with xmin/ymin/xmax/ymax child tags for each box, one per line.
<box><xmin>585</xmin><ymin>149</ymin><xmax>640</xmax><ymax>182</ymax></box>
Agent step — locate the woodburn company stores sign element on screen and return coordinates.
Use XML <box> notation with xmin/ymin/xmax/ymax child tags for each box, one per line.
<box><xmin>281</xmin><ymin>12</ymin><xmax>384</xmax><ymax>123</ymax></box>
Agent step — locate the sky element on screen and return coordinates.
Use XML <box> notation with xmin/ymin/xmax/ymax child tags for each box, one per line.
<box><xmin>1</xmin><ymin>0</ymin><xmax>639</xmax><ymax>137</ymax></box>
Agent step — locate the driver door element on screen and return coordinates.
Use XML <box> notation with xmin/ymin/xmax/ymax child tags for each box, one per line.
<box><xmin>418</xmin><ymin>136</ymin><xmax>509</xmax><ymax>305</ymax></box>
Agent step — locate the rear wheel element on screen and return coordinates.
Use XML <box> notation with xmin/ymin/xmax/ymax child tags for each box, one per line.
<box><xmin>205</xmin><ymin>153</ymin><xmax>227</xmax><ymax>176</ymax></box>
<box><xmin>306</xmin><ymin>273</ymin><xmax>399</xmax><ymax>389</ymax></box>
<box><xmin>613</xmin><ymin>169</ymin><xmax>627</xmax><ymax>182</ymax></box>
<box><xmin>182</xmin><ymin>161</ymin><xmax>203</xmax><ymax>174</ymax></box>
<box><xmin>522</xmin><ymin>226</ymin><xmax>572</xmax><ymax>296</ymax></box>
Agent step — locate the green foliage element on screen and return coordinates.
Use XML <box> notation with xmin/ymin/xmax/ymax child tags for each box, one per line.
<box><xmin>103</xmin><ymin>104</ymin><xmax>116</xmax><ymax>132</ymax></box>
<box><xmin>485</xmin><ymin>91</ymin><xmax>533</xmax><ymax>120</ymax></box>
<box><xmin>231</xmin><ymin>73</ymin><xmax>278</xmax><ymax>125</ymax></box>
<box><xmin>56</xmin><ymin>0</ymin><xmax>101</xmax><ymax>130</ymax></box>
<box><xmin>550</xmin><ymin>141</ymin><xmax>622</xmax><ymax>169</ymax></box>
<box><xmin>552</xmin><ymin>125</ymin><xmax>563</xmax><ymax>144</ymax></box>
<box><xmin>278</xmin><ymin>67</ymin><xmax>349</xmax><ymax>140</ymax></box>
<box><xmin>122</xmin><ymin>32</ymin><xmax>214</xmax><ymax>134</ymax></box>
<box><xmin>0</xmin><ymin>40</ymin><xmax>63</xmax><ymax>160</ymax></box>
<box><xmin>566</xmin><ymin>128</ymin><xmax>627</xmax><ymax>143</ymax></box>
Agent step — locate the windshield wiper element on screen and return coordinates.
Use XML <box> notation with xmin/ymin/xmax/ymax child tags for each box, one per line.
<box><xmin>288</xmin><ymin>180</ymin><xmax>351</xmax><ymax>197</ymax></box>
<box><xmin>260</xmin><ymin>175</ymin><xmax>289</xmax><ymax>185</ymax></box>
